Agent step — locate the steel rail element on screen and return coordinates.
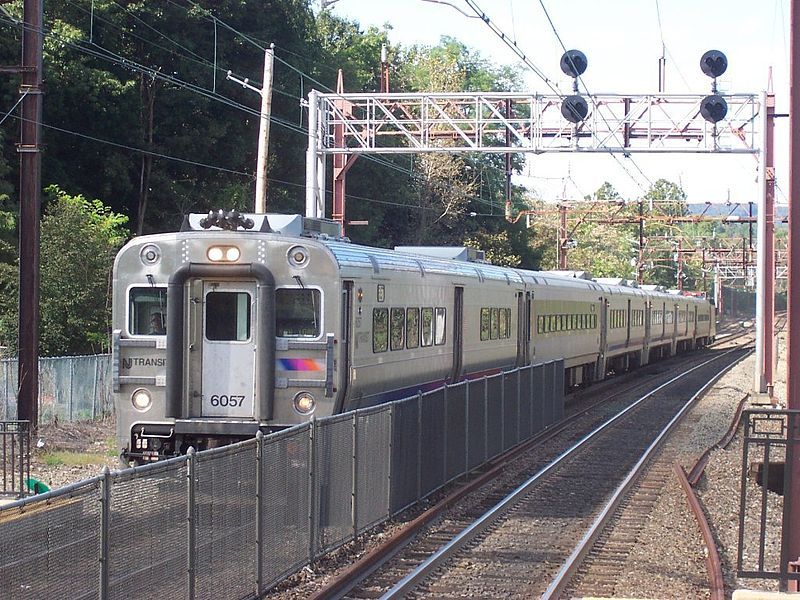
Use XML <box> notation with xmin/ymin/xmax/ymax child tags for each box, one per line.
<box><xmin>675</xmin><ymin>462</ymin><xmax>726</xmax><ymax>600</ymax></box>
<box><xmin>380</xmin><ymin>346</ymin><xmax>748</xmax><ymax>599</ymax></box>
<box><xmin>541</xmin><ymin>347</ymin><xmax>751</xmax><ymax>599</ymax></box>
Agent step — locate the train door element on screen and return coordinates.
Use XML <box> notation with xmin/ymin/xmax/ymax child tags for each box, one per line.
<box><xmin>594</xmin><ymin>297</ymin><xmax>608</xmax><ymax>381</ymax></box>
<box><xmin>200</xmin><ymin>281</ymin><xmax>257</xmax><ymax>418</ymax></box>
<box><xmin>625</xmin><ymin>299</ymin><xmax>631</xmax><ymax>347</ymax></box>
<box><xmin>335</xmin><ymin>281</ymin><xmax>354</xmax><ymax>412</ymax></box>
<box><xmin>450</xmin><ymin>286</ymin><xmax>464</xmax><ymax>382</ymax></box>
<box><xmin>516</xmin><ymin>291</ymin><xmax>530</xmax><ymax>366</ymax></box>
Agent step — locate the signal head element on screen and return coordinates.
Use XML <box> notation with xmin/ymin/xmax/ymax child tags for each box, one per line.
<box><xmin>700</xmin><ymin>50</ymin><xmax>727</xmax><ymax>78</ymax></box>
<box><xmin>561</xmin><ymin>95</ymin><xmax>589</xmax><ymax>123</ymax></box>
<box><xmin>560</xmin><ymin>50</ymin><xmax>588</xmax><ymax>78</ymax></box>
<box><xmin>700</xmin><ymin>94</ymin><xmax>728</xmax><ymax>123</ymax></box>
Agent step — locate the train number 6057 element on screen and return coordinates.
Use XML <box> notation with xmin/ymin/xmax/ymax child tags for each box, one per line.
<box><xmin>209</xmin><ymin>394</ymin><xmax>245</xmax><ymax>407</ymax></box>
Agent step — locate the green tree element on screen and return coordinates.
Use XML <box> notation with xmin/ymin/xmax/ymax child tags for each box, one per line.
<box><xmin>38</xmin><ymin>186</ymin><xmax>128</xmax><ymax>355</ymax></box>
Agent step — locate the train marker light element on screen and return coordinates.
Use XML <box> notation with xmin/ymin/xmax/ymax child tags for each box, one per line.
<box><xmin>131</xmin><ymin>388</ymin><xmax>153</xmax><ymax>411</ymax></box>
<box><xmin>287</xmin><ymin>245</ymin><xmax>310</xmax><ymax>268</ymax></box>
<box><xmin>293</xmin><ymin>391</ymin><xmax>316</xmax><ymax>415</ymax></box>
<box><xmin>140</xmin><ymin>244</ymin><xmax>161</xmax><ymax>266</ymax></box>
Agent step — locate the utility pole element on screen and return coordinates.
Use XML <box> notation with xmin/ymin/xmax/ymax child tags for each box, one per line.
<box><xmin>785</xmin><ymin>0</ymin><xmax>800</xmax><ymax>582</ymax></box>
<box><xmin>15</xmin><ymin>0</ymin><xmax>44</xmax><ymax>427</ymax></box>
<box><xmin>557</xmin><ymin>204</ymin><xmax>568</xmax><ymax>269</ymax></box>
<box><xmin>227</xmin><ymin>44</ymin><xmax>274</xmax><ymax>213</ymax></box>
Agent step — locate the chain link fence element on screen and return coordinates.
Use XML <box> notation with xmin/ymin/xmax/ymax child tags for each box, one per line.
<box><xmin>0</xmin><ymin>355</ymin><xmax>113</xmax><ymax>422</ymax></box>
<box><xmin>0</xmin><ymin>360</ymin><xmax>564</xmax><ymax>599</ymax></box>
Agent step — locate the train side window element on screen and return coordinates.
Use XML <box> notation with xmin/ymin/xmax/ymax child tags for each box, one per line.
<box><xmin>434</xmin><ymin>307</ymin><xmax>446</xmax><ymax>345</ymax></box>
<box><xmin>206</xmin><ymin>292</ymin><xmax>251</xmax><ymax>341</ymax></box>
<box><xmin>490</xmin><ymin>308</ymin><xmax>499</xmax><ymax>339</ymax></box>
<box><xmin>499</xmin><ymin>308</ymin><xmax>508</xmax><ymax>338</ymax></box>
<box><xmin>480</xmin><ymin>308</ymin><xmax>491</xmax><ymax>341</ymax></box>
<box><xmin>406</xmin><ymin>308</ymin><xmax>420</xmax><ymax>349</ymax></box>
<box><xmin>591</xmin><ymin>314</ymin><xmax>597</xmax><ymax>329</ymax></box>
<box><xmin>421</xmin><ymin>308</ymin><xmax>434</xmax><ymax>347</ymax></box>
<box><xmin>276</xmin><ymin>289</ymin><xmax>321</xmax><ymax>337</ymax></box>
<box><xmin>537</xmin><ymin>315</ymin><xmax>544</xmax><ymax>334</ymax></box>
<box><xmin>390</xmin><ymin>307</ymin><xmax>405</xmax><ymax>350</ymax></box>
<box><xmin>506</xmin><ymin>308</ymin><xmax>512</xmax><ymax>338</ymax></box>
<box><xmin>129</xmin><ymin>287</ymin><xmax>168</xmax><ymax>336</ymax></box>
<box><xmin>373</xmin><ymin>308</ymin><xmax>389</xmax><ymax>352</ymax></box>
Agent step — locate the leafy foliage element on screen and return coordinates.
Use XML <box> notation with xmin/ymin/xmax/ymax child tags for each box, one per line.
<box><xmin>38</xmin><ymin>186</ymin><xmax>128</xmax><ymax>355</ymax></box>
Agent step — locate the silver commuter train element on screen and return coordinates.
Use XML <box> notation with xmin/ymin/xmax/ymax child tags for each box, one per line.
<box><xmin>112</xmin><ymin>211</ymin><xmax>715</xmax><ymax>463</ymax></box>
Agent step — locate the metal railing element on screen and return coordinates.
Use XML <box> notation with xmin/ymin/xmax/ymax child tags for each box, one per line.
<box><xmin>737</xmin><ymin>408</ymin><xmax>800</xmax><ymax>589</ymax></box>
<box><xmin>1</xmin><ymin>355</ymin><xmax>113</xmax><ymax>422</ymax></box>
<box><xmin>1</xmin><ymin>420</ymin><xmax>30</xmax><ymax>498</ymax></box>
<box><xmin>0</xmin><ymin>360</ymin><xmax>564</xmax><ymax>599</ymax></box>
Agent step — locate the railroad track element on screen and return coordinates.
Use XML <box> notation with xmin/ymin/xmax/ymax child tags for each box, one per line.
<box><xmin>303</xmin><ymin>340</ymin><xmax>752</xmax><ymax>600</ymax></box>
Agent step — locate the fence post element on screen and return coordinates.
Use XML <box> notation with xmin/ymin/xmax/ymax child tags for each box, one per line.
<box><xmin>186</xmin><ymin>447</ymin><xmax>196</xmax><ymax>600</ymax></box>
<box><xmin>255</xmin><ymin>431</ymin><xmax>264</xmax><ymax>594</ymax></box>
<box><xmin>351</xmin><ymin>413</ymin><xmax>358</xmax><ymax>540</ymax></box>
<box><xmin>517</xmin><ymin>369</ymin><xmax>521</xmax><ymax>443</ymax></box>
<box><xmin>464</xmin><ymin>381</ymin><xmax>470</xmax><ymax>473</ymax></box>
<box><xmin>416</xmin><ymin>392</ymin><xmax>423</xmax><ymax>501</ymax></box>
<box><xmin>99</xmin><ymin>466</ymin><xmax>111</xmax><ymax>599</ymax></box>
<box><xmin>308</xmin><ymin>418</ymin><xmax>316</xmax><ymax>562</ymax></box>
<box><xmin>500</xmin><ymin>373</ymin><xmax>505</xmax><ymax>452</ymax></box>
<box><xmin>387</xmin><ymin>403</ymin><xmax>394</xmax><ymax>519</ymax></box>
<box><xmin>92</xmin><ymin>357</ymin><xmax>99</xmax><ymax>420</ymax></box>
<box><xmin>442</xmin><ymin>384</ymin><xmax>448</xmax><ymax>483</ymax></box>
<box><xmin>483</xmin><ymin>377</ymin><xmax>488</xmax><ymax>462</ymax></box>
<box><xmin>69</xmin><ymin>358</ymin><xmax>75</xmax><ymax>421</ymax></box>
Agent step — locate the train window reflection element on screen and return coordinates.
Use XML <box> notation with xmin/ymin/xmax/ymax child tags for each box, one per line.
<box><xmin>480</xmin><ymin>308</ymin><xmax>490</xmax><ymax>340</ymax></box>
<box><xmin>421</xmin><ymin>308</ymin><xmax>433</xmax><ymax>347</ymax></box>
<box><xmin>390</xmin><ymin>308</ymin><xmax>405</xmax><ymax>350</ymax></box>
<box><xmin>435</xmin><ymin>307</ymin><xmax>446</xmax><ymax>345</ymax></box>
<box><xmin>373</xmin><ymin>308</ymin><xmax>388</xmax><ymax>352</ymax></box>
<box><xmin>406</xmin><ymin>308</ymin><xmax>420</xmax><ymax>348</ymax></box>
<box><xmin>276</xmin><ymin>289</ymin><xmax>321</xmax><ymax>337</ymax></box>
<box><xmin>129</xmin><ymin>287</ymin><xmax>167</xmax><ymax>336</ymax></box>
<box><xmin>206</xmin><ymin>292</ymin><xmax>251</xmax><ymax>341</ymax></box>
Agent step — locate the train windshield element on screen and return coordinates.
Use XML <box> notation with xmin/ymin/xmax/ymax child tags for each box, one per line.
<box><xmin>276</xmin><ymin>288</ymin><xmax>320</xmax><ymax>337</ymax></box>
<box><xmin>129</xmin><ymin>287</ymin><xmax>167</xmax><ymax>335</ymax></box>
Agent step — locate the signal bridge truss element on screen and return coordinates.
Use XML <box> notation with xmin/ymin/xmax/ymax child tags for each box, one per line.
<box><xmin>307</xmin><ymin>91</ymin><xmax>761</xmax><ymax>157</ymax></box>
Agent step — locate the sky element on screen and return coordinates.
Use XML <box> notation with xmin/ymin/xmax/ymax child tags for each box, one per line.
<box><xmin>318</xmin><ymin>0</ymin><xmax>791</xmax><ymax>207</ymax></box>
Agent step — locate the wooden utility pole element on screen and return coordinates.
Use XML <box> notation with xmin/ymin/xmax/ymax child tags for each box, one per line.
<box><xmin>226</xmin><ymin>44</ymin><xmax>274</xmax><ymax>213</ymax></box>
<box><xmin>17</xmin><ymin>0</ymin><xmax>44</xmax><ymax>427</ymax></box>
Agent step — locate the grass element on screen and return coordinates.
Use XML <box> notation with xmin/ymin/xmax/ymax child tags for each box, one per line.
<box><xmin>41</xmin><ymin>451</ymin><xmax>109</xmax><ymax>467</ymax></box>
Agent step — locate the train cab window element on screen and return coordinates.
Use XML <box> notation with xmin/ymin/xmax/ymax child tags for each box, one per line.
<box><xmin>373</xmin><ymin>308</ymin><xmax>388</xmax><ymax>352</ymax></box>
<box><xmin>480</xmin><ymin>308</ymin><xmax>491</xmax><ymax>341</ymax></box>
<box><xmin>435</xmin><ymin>307</ymin><xmax>447</xmax><ymax>345</ymax></box>
<box><xmin>129</xmin><ymin>287</ymin><xmax>167</xmax><ymax>336</ymax></box>
<box><xmin>276</xmin><ymin>289</ymin><xmax>321</xmax><ymax>337</ymax></box>
<box><xmin>407</xmin><ymin>308</ymin><xmax>420</xmax><ymax>348</ymax></box>
<box><xmin>206</xmin><ymin>292</ymin><xmax>251</xmax><ymax>341</ymax></box>
<box><xmin>421</xmin><ymin>308</ymin><xmax>434</xmax><ymax>347</ymax></box>
<box><xmin>390</xmin><ymin>308</ymin><xmax>405</xmax><ymax>351</ymax></box>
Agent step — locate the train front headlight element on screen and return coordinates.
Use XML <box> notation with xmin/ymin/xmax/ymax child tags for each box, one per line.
<box><xmin>207</xmin><ymin>245</ymin><xmax>240</xmax><ymax>262</ymax></box>
<box><xmin>293</xmin><ymin>391</ymin><xmax>316</xmax><ymax>415</ymax></box>
<box><xmin>131</xmin><ymin>388</ymin><xmax>153</xmax><ymax>412</ymax></box>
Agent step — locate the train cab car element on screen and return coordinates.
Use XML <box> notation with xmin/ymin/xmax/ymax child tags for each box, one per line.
<box><xmin>111</xmin><ymin>210</ymin><xmax>718</xmax><ymax>463</ymax></box>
